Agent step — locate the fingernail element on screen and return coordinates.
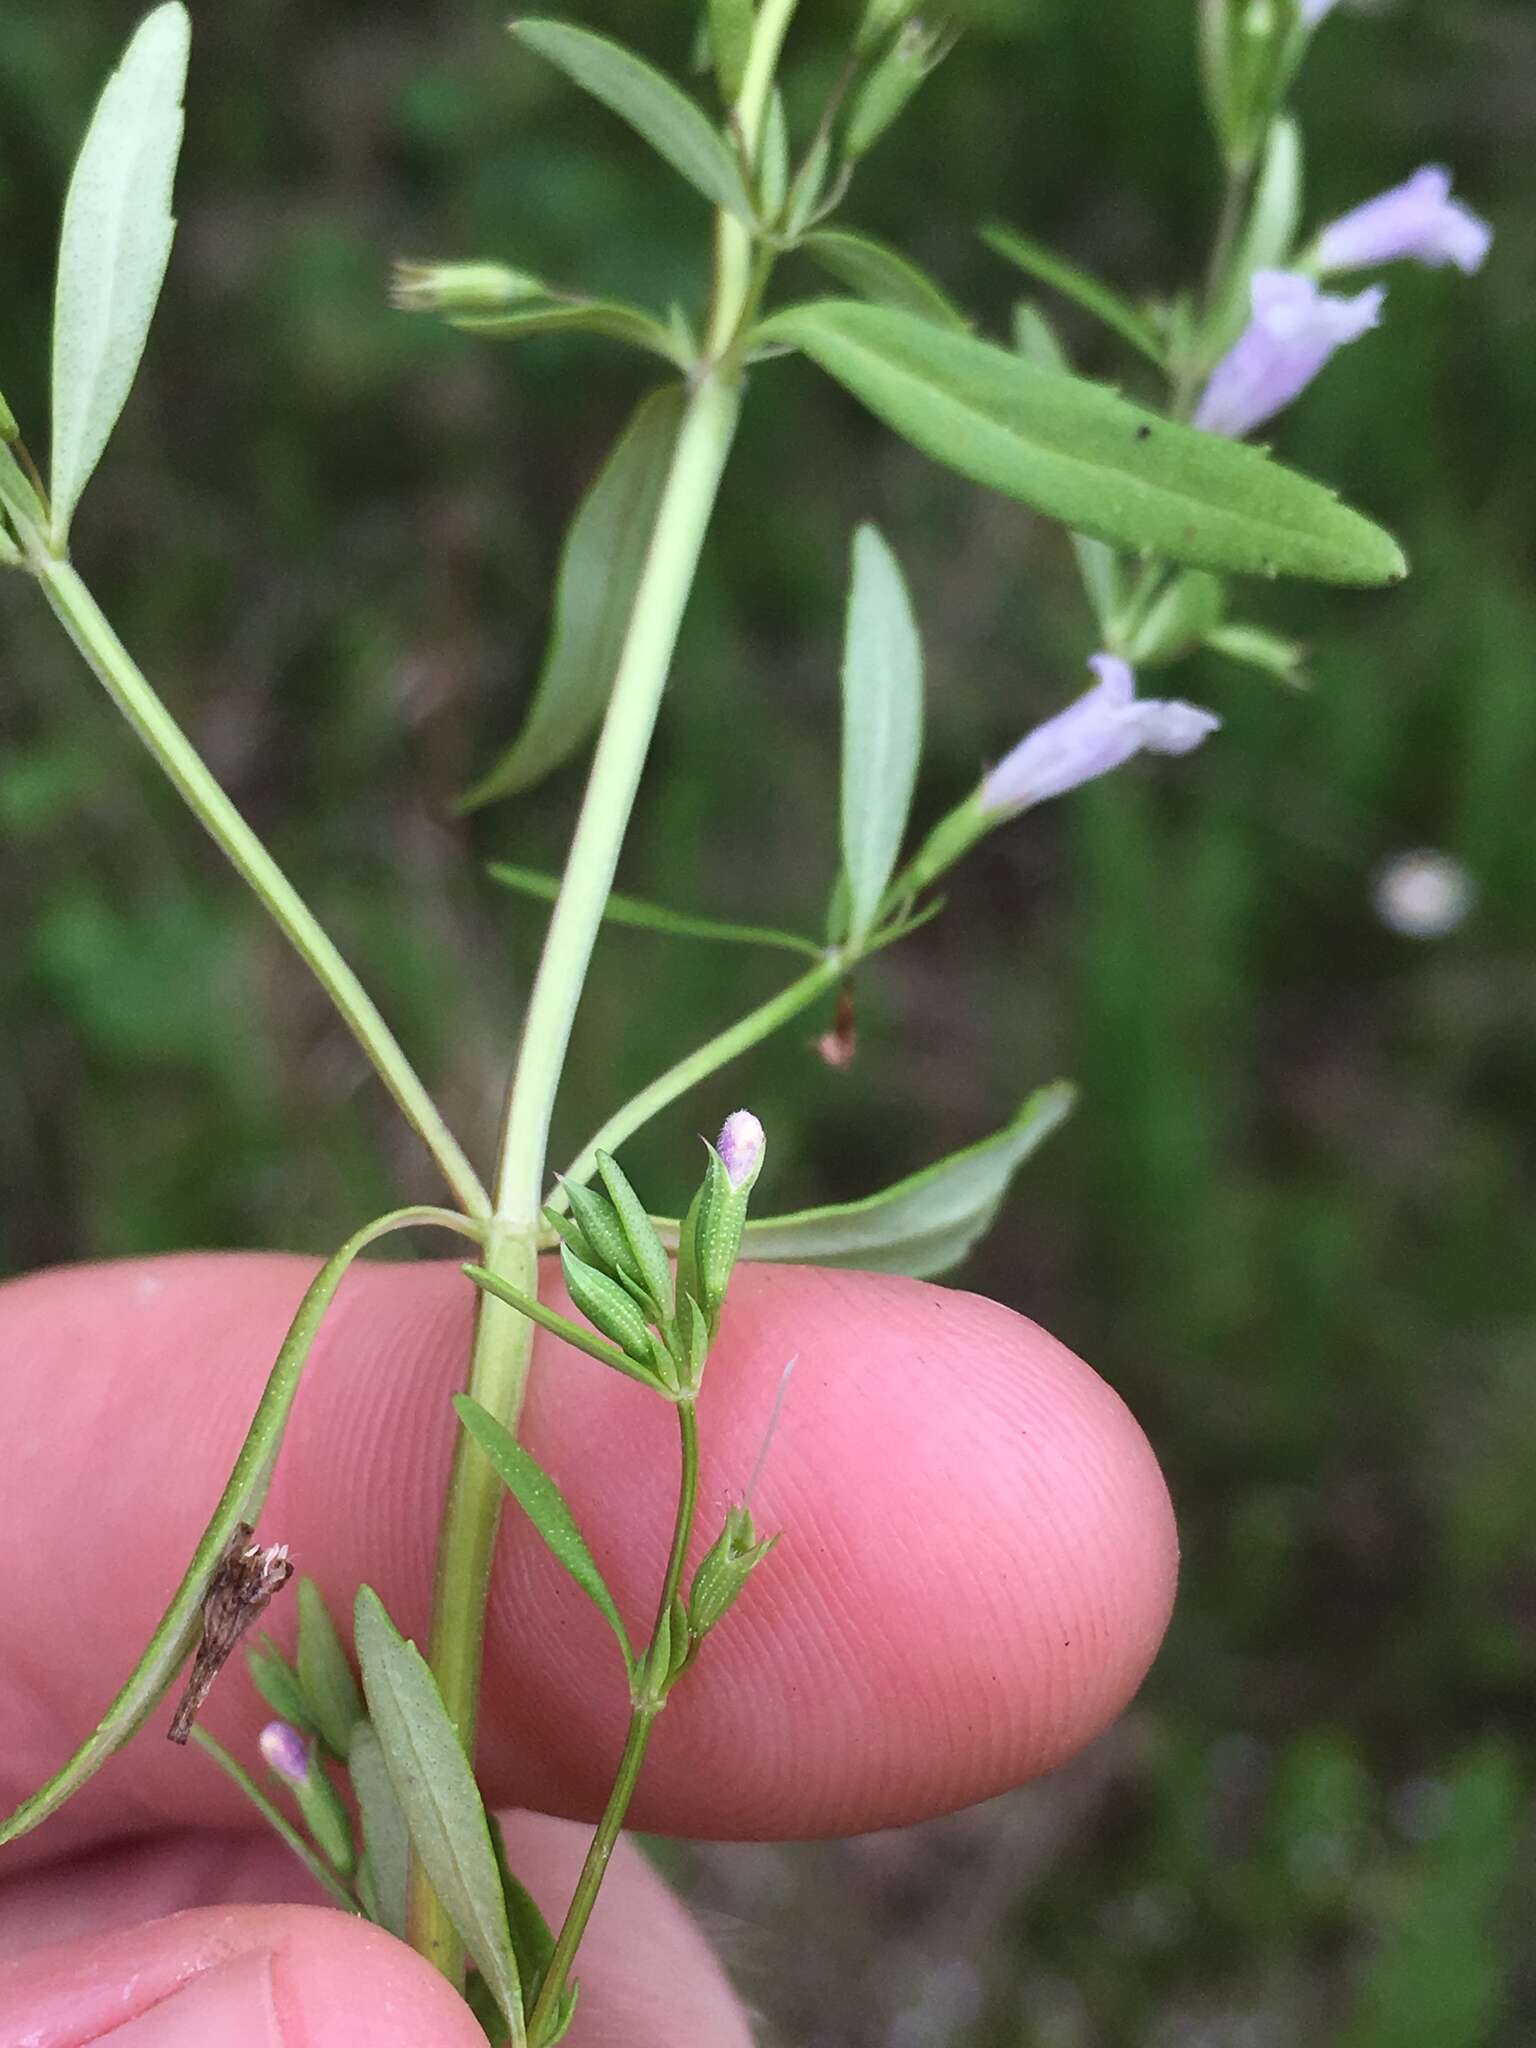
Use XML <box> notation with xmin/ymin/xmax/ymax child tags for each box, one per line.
<box><xmin>92</xmin><ymin>1950</ymin><xmax>282</xmax><ymax>2045</ymax></box>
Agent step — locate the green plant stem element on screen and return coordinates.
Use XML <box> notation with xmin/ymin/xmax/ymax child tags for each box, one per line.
<box><xmin>526</xmin><ymin>1402</ymin><xmax>700</xmax><ymax>2046</ymax></box>
<box><xmin>190</xmin><ymin>1727</ymin><xmax>361</xmax><ymax>1914</ymax></box>
<box><xmin>0</xmin><ymin>464</ymin><xmax>489</xmax><ymax>1220</ymax></box>
<box><xmin>550</xmin><ymin>956</ymin><xmax>845</xmax><ymax>1208</ymax></box>
<box><xmin>412</xmin><ymin>0</ymin><xmax>800</xmax><ymax>1980</ymax></box>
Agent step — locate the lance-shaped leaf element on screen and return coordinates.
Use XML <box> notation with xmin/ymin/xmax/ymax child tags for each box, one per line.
<box><xmin>802</xmin><ymin>228</ymin><xmax>970</xmax><ymax>332</ymax></box>
<box><xmin>449</xmin><ymin>300</ymin><xmax>687</xmax><ymax>364</ymax></box>
<box><xmin>354</xmin><ymin>1588</ymin><xmax>525</xmax><ymax>2042</ymax></box>
<box><xmin>349</xmin><ymin>1722</ymin><xmax>411</xmax><ymax>1941</ymax></box>
<box><xmin>0</xmin><ymin>1204</ymin><xmax>474</xmax><ymax>1848</ymax></box>
<box><xmin>454</xmin><ymin>1398</ymin><xmax>635</xmax><ymax>1675</ymax></box>
<box><xmin>460</xmin><ymin>385</ymin><xmax>686</xmax><ymax>810</ymax></box>
<box><xmin>246</xmin><ymin>1639</ymin><xmax>315</xmax><ymax>1734</ymax></box>
<box><xmin>296</xmin><ymin>1578</ymin><xmax>365</xmax><ymax>1760</ymax></box>
<box><xmin>512</xmin><ymin>19</ymin><xmax>753</xmax><ymax>224</ymax></box>
<box><xmin>760</xmin><ymin>300</ymin><xmax>1407</xmax><ymax>586</ymax></box>
<box><xmin>722</xmin><ymin>1082</ymin><xmax>1077</xmax><ymax>1276</ymax></box>
<box><xmin>50</xmin><ymin>3</ymin><xmax>190</xmax><ymax>548</ymax></box>
<box><xmin>489</xmin><ymin>863</ymin><xmax>824</xmax><ymax>957</ymax></box>
<box><xmin>840</xmin><ymin>525</ymin><xmax>925</xmax><ymax>946</ymax></box>
<box><xmin>981</xmin><ymin>222</ymin><xmax>1166</xmax><ymax>368</ymax></box>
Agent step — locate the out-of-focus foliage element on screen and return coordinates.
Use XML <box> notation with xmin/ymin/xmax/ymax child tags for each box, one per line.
<box><xmin>2</xmin><ymin>2</ymin><xmax>1534</xmax><ymax>2040</ymax></box>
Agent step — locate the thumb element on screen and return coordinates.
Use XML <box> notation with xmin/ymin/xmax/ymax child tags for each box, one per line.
<box><xmin>0</xmin><ymin>1906</ymin><xmax>486</xmax><ymax>2046</ymax></box>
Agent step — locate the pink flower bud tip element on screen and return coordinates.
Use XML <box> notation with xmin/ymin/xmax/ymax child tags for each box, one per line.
<box><xmin>259</xmin><ymin>1721</ymin><xmax>309</xmax><ymax>1786</ymax></box>
<box><xmin>717</xmin><ymin>1110</ymin><xmax>765</xmax><ymax>1188</ymax></box>
<box><xmin>980</xmin><ymin>655</ymin><xmax>1219</xmax><ymax>815</ymax></box>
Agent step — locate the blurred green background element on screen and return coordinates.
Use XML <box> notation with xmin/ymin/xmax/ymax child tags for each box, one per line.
<box><xmin>3</xmin><ymin>1</ymin><xmax>1534</xmax><ymax>2040</ymax></box>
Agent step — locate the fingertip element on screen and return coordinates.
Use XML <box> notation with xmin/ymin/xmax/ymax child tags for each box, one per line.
<box><xmin>0</xmin><ymin>1906</ymin><xmax>488</xmax><ymax>2047</ymax></box>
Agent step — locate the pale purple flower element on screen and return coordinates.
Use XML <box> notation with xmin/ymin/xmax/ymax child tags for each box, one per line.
<box><xmin>1316</xmin><ymin>167</ymin><xmax>1491</xmax><ymax>277</ymax></box>
<box><xmin>1300</xmin><ymin>0</ymin><xmax>1340</xmax><ymax>24</ymax></box>
<box><xmin>717</xmin><ymin>1110</ymin><xmax>765</xmax><ymax>1190</ymax></box>
<box><xmin>1194</xmin><ymin>270</ymin><xmax>1384</xmax><ymax>440</ymax></box>
<box><xmin>259</xmin><ymin>1720</ymin><xmax>310</xmax><ymax>1787</ymax></box>
<box><xmin>980</xmin><ymin>656</ymin><xmax>1220</xmax><ymax>816</ymax></box>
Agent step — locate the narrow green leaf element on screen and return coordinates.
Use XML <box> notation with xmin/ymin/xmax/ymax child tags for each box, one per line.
<box><xmin>762</xmin><ymin>299</ymin><xmax>1407</xmax><ymax>586</ymax></box>
<box><xmin>354</xmin><ymin>1587</ymin><xmax>525</xmax><ymax>2043</ymax></box>
<box><xmin>459</xmin><ymin>385</ymin><xmax>686</xmax><ymax>810</ymax></box>
<box><xmin>981</xmin><ymin>222</ymin><xmax>1167</xmax><ymax>368</ymax></box>
<box><xmin>50</xmin><ymin>3</ymin><xmax>190</xmax><ymax>547</ymax></box>
<box><xmin>0</xmin><ymin>1205</ymin><xmax>473</xmax><ymax>1848</ymax></box>
<box><xmin>802</xmin><ymin>228</ymin><xmax>969</xmax><ymax>331</ymax></box>
<box><xmin>489</xmin><ymin>1815</ymin><xmax>558</xmax><ymax>2011</ymax></box>
<box><xmin>718</xmin><ymin>1081</ymin><xmax>1078</xmax><ymax>1276</ymax></box>
<box><xmin>596</xmin><ymin>1152</ymin><xmax>675</xmax><ymax>1317</ymax></box>
<box><xmin>512</xmin><ymin>19</ymin><xmax>753</xmax><ymax>223</ymax></box>
<box><xmin>296</xmin><ymin>1579</ymin><xmax>365</xmax><ymax>1761</ymax></box>
<box><xmin>349</xmin><ymin>1722</ymin><xmax>411</xmax><ymax>1941</ymax></box>
<box><xmin>488</xmin><ymin>863</ymin><xmax>823</xmax><ymax>957</ymax></box>
<box><xmin>463</xmin><ymin>1263</ymin><xmax>665</xmax><ymax>1390</ymax></box>
<box><xmin>455</xmin><ymin>1398</ymin><xmax>634</xmax><ymax>1673</ymax></box>
<box><xmin>840</xmin><ymin>525</ymin><xmax>924</xmax><ymax>946</ymax></box>
<box><xmin>449</xmin><ymin>301</ymin><xmax>687</xmax><ymax>364</ymax></box>
<box><xmin>246</xmin><ymin>1639</ymin><xmax>315</xmax><ymax>1734</ymax></box>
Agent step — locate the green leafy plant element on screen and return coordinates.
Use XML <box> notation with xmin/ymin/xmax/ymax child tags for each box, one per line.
<box><xmin>0</xmin><ymin>0</ymin><xmax>1492</xmax><ymax>2034</ymax></box>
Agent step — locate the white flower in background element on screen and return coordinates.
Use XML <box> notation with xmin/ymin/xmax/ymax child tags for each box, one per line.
<box><xmin>1372</xmin><ymin>850</ymin><xmax>1474</xmax><ymax>939</ymax></box>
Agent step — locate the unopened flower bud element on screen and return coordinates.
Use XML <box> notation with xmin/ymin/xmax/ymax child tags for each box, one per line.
<box><xmin>856</xmin><ymin>0</ymin><xmax>921</xmax><ymax>55</ymax></box>
<box><xmin>259</xmin><ymin>1720</ymin><xmax>309</xmax><ymax>1787</ymax></box>
<box><xmin>980</xmin><ymin>656</ymin><xmax>1219</xmax><ymax>816</ymax></box>
<box><xmin>845</xmin><ymin>18</ymin><xmax>951</xmax><ymax>160</ymax></box>
<box><xmin>390</xmin><ymin>260</ymin><xmax>545</xmax><ymax>315</ymax></box>
<box><xmin>1194</xmin><ymin>269</ymin><xmax>1383</xmax><ymax>440</ymax></box>
<box><xmin>717</xmin><ymin>1110</ymin><xmax>765</xmax><ymax>1192</ymax></box>
<box><xmin>1316</xmin><ymin>166</ymin><xmax>1491</xmax><ymax>278</ymax></box>
<box><xmin>689</xmin><ymin>1506</ymin><xmax>777</xmax><ymax>1638</ymax></box>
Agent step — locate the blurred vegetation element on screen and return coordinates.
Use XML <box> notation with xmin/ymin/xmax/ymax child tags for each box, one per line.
<box><xmin>3</xmin><ymin>1</ymin><xmax>1535</xmax><ymax>2041</ymax></box>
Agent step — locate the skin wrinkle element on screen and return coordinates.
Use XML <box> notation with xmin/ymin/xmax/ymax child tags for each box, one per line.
<box><xmin>0</xmin><ymin>1253</ymin><xmax>1175</xmax><ymax>1859</ymax></box>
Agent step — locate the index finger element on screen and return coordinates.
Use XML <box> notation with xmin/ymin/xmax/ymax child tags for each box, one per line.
<box><xmin>0</xmin><ymin>1255</ymin><xmax>1175</xmax><ymax>1856</ymax></box>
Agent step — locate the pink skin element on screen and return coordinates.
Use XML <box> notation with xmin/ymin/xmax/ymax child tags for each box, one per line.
<box><xmin>0</xmin><ymin>1257</ymin><xmax>1178</xmax><ymax>2043</ymax></box>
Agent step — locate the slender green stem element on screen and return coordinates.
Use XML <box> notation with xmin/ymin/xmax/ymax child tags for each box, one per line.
<box><xmin>0</xmin><ymin>462</ymin><xmax>489</xmax><ymax>1220</ymax></box>
<box><xmin>412</xmin><ymin>0</ymin><xmax>801</xmax><ymax>1979</ymax></box>
<box><xmin>190</xmin><ymin>1728</ymin><xmax>362</xmax><ymax>1915</ymax></box>
<box><xmin>526</xmin><ymin>1403</ymin><xmax>701</xmax><ymax>2046</ymax></box>
<box><xmin>550</xmin><ymin>956</ymin><xmax>844</xmax><ymax>1209</ymax></box>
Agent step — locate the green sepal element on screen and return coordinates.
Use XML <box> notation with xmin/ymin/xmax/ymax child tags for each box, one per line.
<box><xmin>595</xmin><ymin>1152</ymin><xmax>675</xmax><ymax>1319</ymax></box>
<box><xmin>287</xmin><ymin>1736</ymin><xmax>356</xmax><ymax>1878</ymax></box>
<box><xmin>1117</xmin><ymin>569</ymin><xmax>1226</xmax><ymax>667</ymax></box>
<box><xmin>296</xmin><ymin>1577</ymin><xmax>364</xmax><ymax>1761</ymax></box>
<box><xmin>246</xmin><ymin>1639</ymin><xmax>315</xmax><ymax>1735</ymax></box>
<box><xmin>559</xmin><ymin>1177</ymin><xmax>643</xmax><ymax>1289</ymax></box>
<box><xmin>544</xmin><ymin>1202</ymin><xmax>599</xmax><ymax>1273</ymax></box>
<box><xmin>688</xmin><ymin>1505</ymin><xmax>777</xmax><ymax>1638</ymax></box>
<box><xmin>560</xmin><ymin>1243</ymin><xmax>658</xmax><ymax>1364</ymax></box>
<box><xmin>1206</xmin><ymin>619</ymin><xmax>1309</xmax><ymax>685</ymax></box>
<box><xmin>678</xmin><ymin>1292</ymin><xmax>712</xmax><ymax>1393</ymax></box>
<box><xmin>845</xmin><ymin>19</ymin><xmax>951</xmax><ymax>161</ymax></box>
<box><xmin>674</xmin><ymin>1182</ymin><xmax>706</xmax><ymax>1324</ymax></box>
<box><xmin>692</xmin><ymin>1146</ymin><xmax>756</xmax><ymax>1319</ymax></box>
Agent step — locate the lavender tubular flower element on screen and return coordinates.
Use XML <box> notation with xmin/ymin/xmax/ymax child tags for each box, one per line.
<box><xmin>717</xmin><ymin>1110</ymin><xmax>765</xmax><ymax>1191</ymax></box>
<box><xmin>980</xmin><ymin>656</ymin><xmax>1219</xmax><ymax>817</ymax></box>
<box><xmin>1194</xmin><ymin>270</ymin><xmax>1383</xmax><ymax>440</ymax></box>
<box><xmin>258</xmin><ymin>1720</ymin><xmax>310</xmax><ymax>1787</ymax></box>
<box><xmin>1316</xmin><ymin>167</ymin><xmax>1492</xmax><ymax>276</ymax></box>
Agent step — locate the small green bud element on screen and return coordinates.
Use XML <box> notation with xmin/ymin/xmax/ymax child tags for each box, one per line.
<box><xmin>596</xmin><ymin>1152</ymin><xmax>675</xmax><ymax>1320</ymax></box>
<box><xmin>687</xmin><ymin>1111</ymin><xmax>766</xmax><ymax>1327</ymax></box>
<box><xmin>389</xmin><ymin>260</ymin><xmax>546</xmax><ymax>315</ymax></box>
<box><xmin>845</xmin><ymin>18</ymin><xmax>952</xmax><ymax>161</ymax></box>
<box><xmin>560</xmin><ymin>1176</ymin><xmax>646</xmax><ymax>1292</ymax></box>
<box><xmin>856</xmin><ymin>0</ymin><xmax>920</xmax><ymax>56</ymax></box>
<box><xmin>261</xmin><ymin>1724</ymin><xmax>355</xmax><ymax>1876</ymax></box>
<box><xmin>689</xmin><ymin>1506</ymin><xmax>777</xmax><ymax>1638</ymax></box>
<box><xmin>560</xmin><ymin>1244</ymin><xmax>658</xmax><ymax>1366</ymax></box>
<box><xmin>708</xmin><ymin>0</ymin><xmax>755</xmax><ymax>101</ymax></box>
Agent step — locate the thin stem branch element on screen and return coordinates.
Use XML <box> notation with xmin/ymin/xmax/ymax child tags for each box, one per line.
<box><xmin>0</xmin><ymin>462</ymin><xmax>489</xmax><ymax>1219</ymax></box>
<box><xmin>526</xmin><ymin>1403</ymin><xmax>700</xmax><ymax>2046</ymax></box>
<box><xmin>190</xmin><ymin>1728</ymin><xmax>361</xmax><ymax>1915</ymax></box>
